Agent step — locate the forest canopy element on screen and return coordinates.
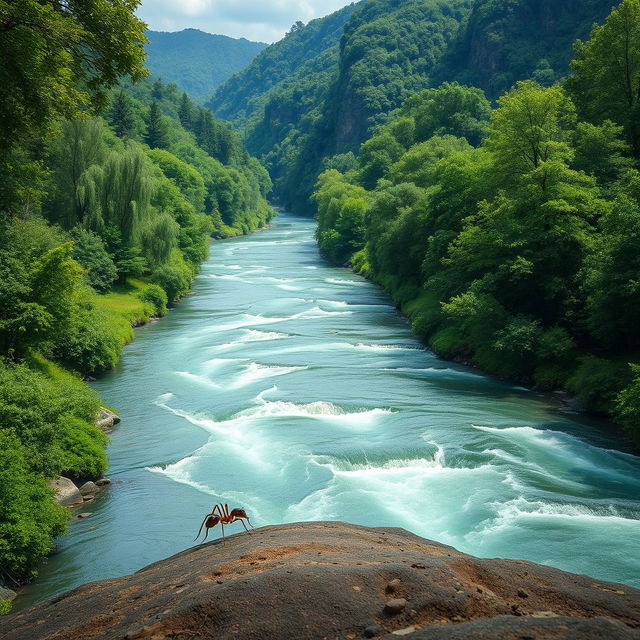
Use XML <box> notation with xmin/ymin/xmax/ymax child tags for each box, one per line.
<box><xmin>0</xmin><ymin>2</ymin><xmax>273</xmax><ymax>592</ymax></box>
<box><xmin>313</xmin><ymin>0</ymin><xmax>640</xmax><ymax>444</ymax></box>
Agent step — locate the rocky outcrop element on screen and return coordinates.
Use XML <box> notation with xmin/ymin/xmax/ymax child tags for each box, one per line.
<box><xmin>2</xmin><ymin>522</ymin><xmax>638</xmax><ymax>639</ymax></box>
<box><xmin>48</xmin><ymin>477</ymin><xmax>84</xmax><ymax>507</ymax></box>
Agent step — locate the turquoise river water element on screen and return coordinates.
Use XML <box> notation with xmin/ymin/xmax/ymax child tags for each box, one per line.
<box><xmin>16</xmin><ymin>212</ymin><xmax>640</xmax><ymax>609</ymax></box>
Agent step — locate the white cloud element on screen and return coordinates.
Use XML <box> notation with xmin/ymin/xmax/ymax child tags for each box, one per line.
<box><xmin>137</xmin><ymin>0</ymin><xmax>356</xmax><ymax>42</ymax></box>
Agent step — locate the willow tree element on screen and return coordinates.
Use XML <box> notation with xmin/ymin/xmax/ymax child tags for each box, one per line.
<box><xmin>101</xmin><ymin>148</ymin><xmax>155</xmax><ymax>243</ymax></box>
<box><xmin>140</xmin><ymin>212</ymin><xmax>179</xmax><ymax>268</ymax></box>
<box><xmin>0</xmin><ymin>0</ymin><xmax>148</xmax><ymax>215</ymax></box>
<box><xmin>48</xmin><ymin>118</ymin><xmax>107</xmax><ymax>228</ymax></box>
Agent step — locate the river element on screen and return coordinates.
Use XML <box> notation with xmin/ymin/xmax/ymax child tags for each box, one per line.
<box><xmin>16</xmin><ymin>211</ymin><xmax>640</xmax><ymax>609</ymax></box>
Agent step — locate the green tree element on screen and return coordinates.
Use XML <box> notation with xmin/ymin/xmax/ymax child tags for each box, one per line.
<box><xmin>144</xmin><ymin>102</ymin><xmax>170</xmax><ymax>150</ymax></box>
<box><xmin>70</xmin><ymin>228</ymin><xmax>117</xmax><ymax>292</ymax></box>
<box><xmin>109</xmin><ymin>91</ymin><xmax>136</xmax><ymax>139</ymax></box>
<box><xmin>178</xmin><ymin>92</ymin><xmax>194</xmax><ymax>130</ymax></box>
<box><xmin>568</xmin><ymin>0</ymin><xmax>640</xmax><ymax>155</ymax></box>
<box><xmin>0</xmin><ymin>0</ymin><xmax>147</xmax><ymax>214</ymax></box>
<box><xmin>487</xmin><ymin>81</ymin><xmax>575</xmax><ymax>181</ymax></box>
<box><xmin>48</xmin><ymin>118</ymin><xmax>108</xmax><ymax>228</ymax></box>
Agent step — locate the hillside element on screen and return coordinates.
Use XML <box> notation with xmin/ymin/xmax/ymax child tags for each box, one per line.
<box><xmin>206</xmin><ymin>3</ymin><xmax>360</xmax><ymax>127</ymax></box>
<box><xmin>145</xmin><ymin>29</ymin><xmax>267</xmax><ymax>103</ymax></box>
<box><xmin>3</xmin><ymin>523</ymin><xmax>639</xmax><ymax>639</ymax></box>
<box><xmin>211</xmin><ymin>0</ymin><xmax>620</xmax><ymax>212</ymax></box>
<box><xmin>439</xmin><ymin>0</ymin><xmax>620</xmax><ymax>97</ymax></box>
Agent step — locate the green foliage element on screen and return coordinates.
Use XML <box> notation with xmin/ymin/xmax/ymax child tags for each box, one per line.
<box><xmin>0</xmin><ymin>358</ymin><xmax>103</xmax><ymax>477</ymax></box>
<box><xmin>145</xmin><ymin>29</ymin><xmax>266</xmax><ymax>103</ymax></box>
<box><xmin>568</xmin><ymin>357</ymin><xmax>633</xmax><ymax>415</ymax></box>
<box><xmin>402</xmin><ymin>83</ymin><xmax>491</xmax><ymax>146</ymax></box>
<box><xmin>568</xmin><ymin>0</ymin><xmax>640</xmax><ymax>155</ymax></box>
<box><xmin>211</xmin><ymin>0</ymin><xmax>611</xmax><ymax>213</ymax></box>
<box><xmin>136</xmin><ymin>284</ymin><xmax>168</xmax><ymax>317</ymax></box>
<box><xmin>71</xmin><ymin>228</ymin><xmax>117</xmax><ymax>292</ymax></box>
<box><xmin>0</xmin><ymin>0</ymin><xmax>147</xmax><ymax>214</ymax></box>
<box><xmin>616</xmin><ymin>365</ymin><xmax>640</xmax><ymax>439</ymax></box>
<box><xmin>144</xmin><ymin>102</ymin><xmax>170</xmax><ymax>150</ymax></box>
<box><xmin>313</xmin><ymin>55</ymin><xmax>639</xmax><ymax>439</ymax></box>
<box><xmin>109</xmin><ymin>91</ymin><xmax>136</xmax><ymax>139</ymax></box>
<box><xmin>0</xmin><ymin>430</ymin><xmax>68</xmax><ymax>581</ymax></box>
<box><xmin>152</xmin><ymin>250</ymin><xmax>194</xmax><ymax>301</ymax></box>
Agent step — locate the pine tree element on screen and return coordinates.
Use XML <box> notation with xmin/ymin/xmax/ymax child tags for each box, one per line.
<box><xmin>196</xmin><ymin>110</ymin><xmax>216</xmax><ymax>156</ymax></box>
<box><xmin>178</xmin><ymin>92</ymin><xmax>194</xmax><ymax>131</ymax></box>
<box><xmin>144</xmin><ymin>102</ymin><xmax>169</xmax><ymax>149</ymax></box>
<box><xmin>109</xmin><ymin>91</ymin><xmax>136</xmax><ymax>139</ymax></box>
<box><xmin>152</xmin><ymin>78</ymin><xmax>164</xmax><ymax>100</ymax></box>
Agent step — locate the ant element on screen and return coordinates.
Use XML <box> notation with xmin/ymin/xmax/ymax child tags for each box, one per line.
<box><xmin>194</xmin><ymin>503</ymin><xmax>253</xmax><ymax>544</ymax></box>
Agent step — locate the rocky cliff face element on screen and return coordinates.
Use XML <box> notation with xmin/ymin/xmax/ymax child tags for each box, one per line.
<box><xmin>442</xmin><ymin>0</ymin><xmax>617</xmax><ymax>97</ymax></box>
<box><xmin>3</xmin><ymin>522</ymin><xmax>639</xmax><ymax>639</ymax></box>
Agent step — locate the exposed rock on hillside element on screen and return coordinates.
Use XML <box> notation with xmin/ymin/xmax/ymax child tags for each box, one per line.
<box><xmin>2</xmin><ymin>522</ymin><xmax>639</xmax><ymax>639</ymax></box>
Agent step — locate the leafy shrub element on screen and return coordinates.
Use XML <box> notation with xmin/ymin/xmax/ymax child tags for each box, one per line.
<box><xmin>136</xmin><ymin>284</ymin><xmax>168</xmax><ymax>316</ymax></box>
<box><xmin>152</xmin><ymin>250</ymin><xmax>193</xmax><ymax>301</ymax></box>
<box><xmin>58</xmin><ymin>417</ymin><xmax>108</xmax><ymax>479</ymax></box>
<box><xmin>52</xmin><ymin>302</ymin><xmax>125</xmax><ymax>374</ymax></box>
<box><xmin>567</xmin><ymin>356</ymin><xmax>633</xmax><ymax>415</ymax></box>
<box><xmin>0</xmin><ymin>431</ymin><xmax>69</xmax><ymax>581</ymax></box>
<box><xmin>71</xmin><ymin>228</ymin><xmax>117</xmax><ymax>292</ymax></box>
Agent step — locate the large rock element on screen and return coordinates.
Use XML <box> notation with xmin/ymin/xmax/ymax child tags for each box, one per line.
<box><xmin>0</xmin><ymin>587</ymin><xmax>16</xmax><ymax>601</ymax></box>
<box><xmin>1</xmin><ymin>522</ymin><xmax>638</xmax><ymax>640</ymax></box>
<box><xmin>48</xmin><ymin>477</ymin><xmax>83</xmax><ymax>507</ymax></box>
<box><xmin>79</xmin><ymin>481</ymin><xmax>100</xmax><ymax>496</ymax></box>
<box><xmin>95</xmin><ymin>408</ymin><xmax>120</xmax><ymax>434</ymax></box>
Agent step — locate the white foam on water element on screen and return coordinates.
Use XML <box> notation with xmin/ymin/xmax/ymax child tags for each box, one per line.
<box><xmin>325</xmin><ymin>278</ymin><xmax>367</xmax><ymax>286</ymax></box>
<box><xmin>285</xmin><ymin>447</ymin><xmax>501</xmax><ymax>537</ymax></box>
<box><xmin>259</xmin><ymin>276</ymin><xmax>299</xmax><ymax>284</ymax></box>
<box><xmin>299</xmin><ymin>306</ymin><xmax>352</xmax><ymax>317</ymax></box>
<box><xmin>213</xmin><ymin>329</ymin><xmax>291</xmax><ymax>350</ymax></box>
<box><xmin>208</xmin><ymin>274</ymin><xmax>246</xmax><ymax>282</ymax></box>
<box><xmin>209</xmin><ymin>313</ymin><xmax>293</xmax><ymax>332</ymax></box>
<box><xmin>254</xmin><ymin>385</ymin><xmax>279</xmax><ymax>404</ymax></box>
<box><xmin>202</xmin><ymin>357</ymin><xmax>247</xmax><ymax>372</ymax></box>
<box><xmin>155</xmin><ymin>394</ymin><xmax>391</xmax><ymax>432</ymax></box>
<box><xmin>242</xmin><ymin>329</ymin><xmax>290</xmax><ymax>342</ymax></box>
<box><xmin>354</xmin><ymin>343</ymin><xmax>419</xmax><ymax>352</ymax></box>
<box><xmin>230</xmin><ymin>363</ymin><xmax>308</xmax><ymax>388</ymax></box>
<box><xmin>475</xmin><ymin>496</ymin><xmax>640</xmax><ymax>540</ymax></box>
<box><xmin>472</xmin><ymin>425</ymin><xmax>640</xmax><ymax>486</ymax></box>
<box><xmin>175</xmin><ymin>371</ymin><xmax>220</xmax><ymax>389</ymax></box>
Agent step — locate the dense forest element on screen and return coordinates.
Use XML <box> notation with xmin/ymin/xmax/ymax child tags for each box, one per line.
<box><xmin>211</xmin><ymin>0</ymin><xmax>617</xmax><ymax>213</ymax></box>
<box><xmin>145</xmin><ymin>29</ymin><xmax>266</xmax><ymax>103</ymax></box>
<box><xmin>314</xmin><ymin>0</ymin><xmax>640</xmax><ymax>443</ymax></box>
<box><xmin>0</xmin><ymin>0</ymin><xmax>273</xmax><ymax>602</ymax></box>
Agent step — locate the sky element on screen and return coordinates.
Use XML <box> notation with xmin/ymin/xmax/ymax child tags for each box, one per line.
<box><xmin>137</xmin><ymin>0</ymin><xmax>356</xmax><ymax>43</ymax></box>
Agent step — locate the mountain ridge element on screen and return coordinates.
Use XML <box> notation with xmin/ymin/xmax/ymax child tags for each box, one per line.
<box><xmin>145</xmin><ymin>29</ymin><xmax>267</xmax><ymax>103</ymax></box>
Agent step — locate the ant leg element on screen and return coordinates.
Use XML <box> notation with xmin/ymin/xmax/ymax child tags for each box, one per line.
<box><xmin>239</xmin><ymin>520</ymin><xmax>250</xmax><ymax>533</ymax></box>
<box><xmin>220</xmin><ymin>523</ymin><xmax>225</xmax><ymax>544</ymax></box>
<box><xmin>194</xmin><ymin>512</ymin><xmax>213</xmax><ymax>541</ymax></box>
